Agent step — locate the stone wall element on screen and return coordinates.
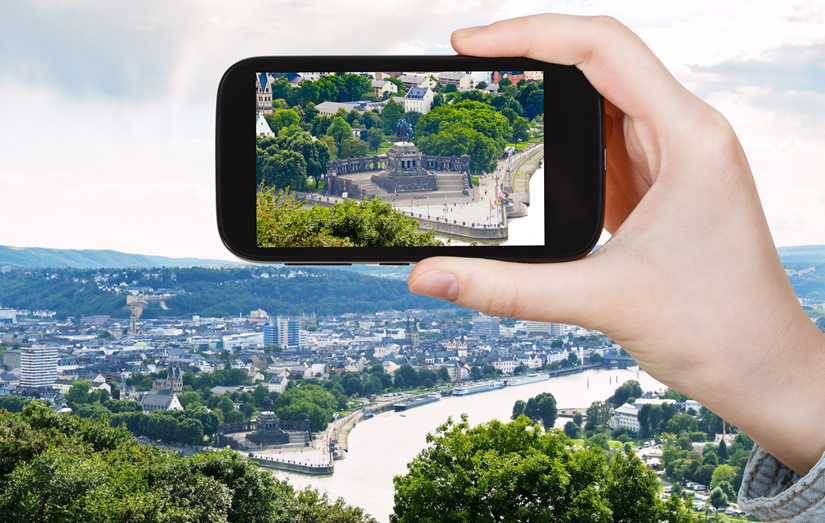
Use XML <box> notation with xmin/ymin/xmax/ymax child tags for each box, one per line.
<box><xmin>370</xmin><ymin>174</ymin><xmax>438</xmax><ymax>193</ymax></box>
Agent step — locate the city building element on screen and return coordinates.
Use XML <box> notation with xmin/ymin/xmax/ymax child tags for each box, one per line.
<box><xmin>223</xmin><ymin>332</ymin><xmax>264</xmax><ymax>352</ymax></box>
<box><xmin>612</xmin><ymin>403</ymin><xmax>642</xmax><ymax>432</ymax></box>
<box><xmin>403</xmin><ymin>86</ymin><xmax>434</xmax><ymax>115</ymax></box>
<box><xmin>0</xmin><ymin>309</ymin><xmax>17</xmax><ymax>325</ymax></box>
<box><xmin>437</xmin><ymin>72</ymin><xmax>473</xmax><ymax>90</ymax></box>
<box><xmin>372</xmin><ymin>79</ymin><xmax>398</xmax><ymax>98</ymax></box>
<box><xmin>20</xmin><ymin>346</ymin><xmax>58</xmax><ymax>388</ymax></box>
<box><xmin>256</xmin><ymin>73</ymin><xmax>273</xmax><ymax>114</ymax></box>
<box><xmin>472</xmin><ymin>315</ymin><xmax>500</xmax><ymax>339</ymax></box>
<box><xmin>398</xmin><ymin>73</ymin><xmax>437</xmax><ymax>90</ymax></box>
<box><xmin>152</xmin><ymin>364</ymin><xmax>183</xmax><ymax>393</ymax></box>
<box><xmin>3</xmin><ymin>349</ymin><xmax>22</xmax><ymax>371</ymax></box>
<box><xmin>256</xmin><ymin>113</ymin><xmax>274</xmax><ymax>137</ymax></box>
<box><xmin>264</xmin><ymin>316</ymin><xmax>306</xmax><ymax>350</ymax></box>
<box><xmin>139</xmin><ymin>391</ymin><xmax>183</xmax><ymax>412</ymax></box>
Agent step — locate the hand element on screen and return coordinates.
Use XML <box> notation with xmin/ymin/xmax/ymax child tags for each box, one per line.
<box><xmin>408</xmin><ymin>14</ymin><xmax>825</xmax><ymax>475</ymax></box>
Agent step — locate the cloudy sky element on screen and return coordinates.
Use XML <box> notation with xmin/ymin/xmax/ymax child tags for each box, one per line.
<box><xmin>1</xmin><ymin>0</ymin><xmax>823</xmax><ymax>260</ymax></box>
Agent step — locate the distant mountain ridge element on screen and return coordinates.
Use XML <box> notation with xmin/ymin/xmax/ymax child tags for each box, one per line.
<box><xmin>1</xmin><ymin>243</ymin><xmax>824</xmax><ymax>272</ymax></box>
<box><xmin>0</xmin><ymin>245</ymin><xmax>236</xmax><ymax>269</ymax></box>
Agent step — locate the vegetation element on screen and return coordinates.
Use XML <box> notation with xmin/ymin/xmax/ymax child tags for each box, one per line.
<box><xmin>510</xmin><ymin>392</ymin><xmax>558</xmax><ymax>431</ymax></box>
<box><xmin>391</xmin><ymin>415</ymin><xmax>698</xmax><ymax>522</ymax></box>
<box><xmin>0</xmin><ymin>402</ymin><xmax>375</xmax><ymax>522</ymax></box>
<box><xmin>0</xmin><ymin>266</ymin><xmax>449</xmax><ymax>319</ymax></box>
<box><xmin>257</xmin><ymin>189</ymin><xmax>443</xmax><ymax>248</ymax></box>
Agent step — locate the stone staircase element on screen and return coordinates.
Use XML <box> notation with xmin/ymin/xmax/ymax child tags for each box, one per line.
<box><xmin>435</xmin><ymin>173</ymin><xmax>470</xmax><ymax>199</ymax></box>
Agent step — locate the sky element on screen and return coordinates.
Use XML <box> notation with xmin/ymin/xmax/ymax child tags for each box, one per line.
<box><xmin>1</xmin><ymin>0</ymin><xmax>823</xmax><ymax>260</ymax></box>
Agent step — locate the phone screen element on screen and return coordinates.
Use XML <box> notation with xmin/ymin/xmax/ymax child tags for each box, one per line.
<box><xmin>255</xmin><ymin>71</ymin><xmax>545</xmax><ymax>248</ymax></box>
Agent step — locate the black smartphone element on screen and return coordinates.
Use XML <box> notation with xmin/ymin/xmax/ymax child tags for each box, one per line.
<box><xmin>216</xmin><ymin>56</ymin><xmax>604</xmax><ymax>264</ymax></box>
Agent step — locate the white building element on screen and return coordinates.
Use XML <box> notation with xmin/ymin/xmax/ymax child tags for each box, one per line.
<box><xmin>612</xmin><ymin>403</ymin><xmax>641</xmax><ymax>432</ymax></box>
<box><xmin>256</xmin><ymin>113</ymin><xmax>274</xmax><ymax>137</ymax></box>
<box><xmin>492</xmin><ymin>357</ymin><xmax>519</xmax><ymax>375</ymax></box>
<box><xmin>266</xmin><ymin>374</ymin><xmax>288</xmax><ymax>394</ymax></box>
<box><xmin>139</xmin><ymin>391</ymin><xmax>183</xmax><ymax>412</ymax></box>
<box><xmin>222</xmin><ymin>332</ymin><xmax>264</xmax><ymax>352</ymax></box>
<box><xmin>20</xmin><ymin>346</ymin><xmax>57</xmax><ymax>388</ymax></box>
<box><xmin>437</xmin><ymin>72</ymin><xmax>473</xmax><ymax>90</ymax></box>
<box><xmin>404</xmin><ymin>87</ymin><xmax>434</xmax><ymax>115</ymax></box>
<box><xmin>372</xmin><ymin>79</ymin><xmax>398</xmax><ymax>98</ymax></box>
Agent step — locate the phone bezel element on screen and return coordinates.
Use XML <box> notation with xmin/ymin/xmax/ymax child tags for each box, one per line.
<box><xmin>217</xmin><ymin>56</ymin><xmax>604</xmax><ymax>263</ymax></box>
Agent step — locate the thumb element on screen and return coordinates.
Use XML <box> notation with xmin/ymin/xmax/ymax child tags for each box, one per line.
<box><xmin>407</xmin><ymin>256</ymin><xmax>604</xmax><ymax>326</ymax></box>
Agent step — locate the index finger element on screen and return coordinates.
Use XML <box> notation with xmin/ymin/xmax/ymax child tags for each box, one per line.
<box><xmin>452</xmin><ymin>14</ymin><xmax>696</xmax><ymax>122</ymax></box>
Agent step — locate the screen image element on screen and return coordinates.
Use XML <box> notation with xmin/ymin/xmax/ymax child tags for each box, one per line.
<box><xmin>255</xmin><ymin>71</ymin><xmax>545</xmax><ymax>248</ymax></box>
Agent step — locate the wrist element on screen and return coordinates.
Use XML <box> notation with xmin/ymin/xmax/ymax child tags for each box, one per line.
<box><xmin>703</xmin><ymin>311</ymin><xmax>825</xmax><ymax>476</ymax></box>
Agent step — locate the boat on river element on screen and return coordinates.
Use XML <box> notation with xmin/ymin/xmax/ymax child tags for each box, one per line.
<box><xmin>393</xmin><ymin>393</ymin><xmax>441</xmax><ymax>412</ymax></box>
<box><xmin>505</xmin><ymin>373</ymin><xmax>550</xmax><ymax>387</ymax></box>
<box><xmin>452</xmin><ymin>381</ymin><xmax>505</xmax><ymax>396</ymax></box>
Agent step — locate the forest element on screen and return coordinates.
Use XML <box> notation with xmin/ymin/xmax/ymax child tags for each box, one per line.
<box><xmin>0</xmin><ymin>266</ymin><xmax>449</xmax><ymax>319</ymax></box>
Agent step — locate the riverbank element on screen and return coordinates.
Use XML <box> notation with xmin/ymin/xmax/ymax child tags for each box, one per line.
<box><xmin>268</xmin><ymin>366</ymin><xmax>664</xmax><ymax>523</ymax></box>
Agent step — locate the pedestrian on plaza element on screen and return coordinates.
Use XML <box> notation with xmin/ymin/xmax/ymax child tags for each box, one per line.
<box><xmin>408</xmin><ymin>13</ymin><xmax>825</xmax><ymax>520</ymax></box>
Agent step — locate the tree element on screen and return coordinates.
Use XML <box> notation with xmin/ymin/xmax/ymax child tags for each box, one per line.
<box><xmin>602</xmin><ymin>449</ymin><xmax>662</xmax><ymax>523</ymax></box>
<box><xmin>340</xmin><ymin>137</ymin><xmax>368</xmax><ymax>159</ymax></box>
<box><xmin>64</xmin><ymin>380</ymin><xmax>93</xmax><ymax>408</ymax></box>
<box><xmin>327</xmin><ymin>116</ymin><xmax>353</xmax><ymax>151</ymax></box>
<box><xmin>710</xmin><ymin>464</ymin><xmax>737</xmax><ymax>490</ymax></box>
<box><xmin>511</xmin><ymin>399</ymin><xmax>526</xmax><ymax>420</ymax></box>
<box><xmin>391</xmin><ymin>415</ymin><xmax>613</xmax><ymax>522</ymax></box>
<box><xmin>511</xmin><ymin>116</ymin><xmax>529</xmax><ymax>142</ymax></box>
<box><xmin>563</xmin><ymin>420</ymin><xmax>580</xmax><ymax>439</ymax></box>
<box><xmin>709</xmin><ymin>486</ymin><xmax>727</xmax><ymax>512</ymax></box>
<box><xmin>523</xmin><ymin>392</ymin><xmax>558</xmax><ymax>431</ymax></box>
<box><xmin>573</xmin><ymin>412</ymin><xmax>583</xmax><ymax>427</ymax></box>
<box><xmin>585</xmin><ymin>401</ymin><xmax>611</xmax><ymax>432</ymax></box>
<box><xmin>367</xmin><ymin>127</ymin><xmax>383</xmax><ymax>150</ymax></box>
<box><xmin>381</xmin><ymin>100</ymin><xmax>404</xmax><ymax>135</ymax></box>
<box><xmin>0</xmin><ymin>403</ymin><xmax>375</xmax><ymax>521</ymax></box>
<box><xmin>257</xmin><ymin>190</ymin><xmax>443</xmax><ymax>248</ymax></box>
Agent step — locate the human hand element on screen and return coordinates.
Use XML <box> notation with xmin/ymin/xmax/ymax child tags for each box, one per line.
<box><xmin>408</xmin><ymin>14</ymin><xmax>825</xmax><ymax>475</ymax></box>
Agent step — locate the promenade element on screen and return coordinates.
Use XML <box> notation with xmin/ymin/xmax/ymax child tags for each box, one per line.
<box><xmin>292</xmin><ymin>142</ymin><xmax>544</xmax><ymax>243</ymax></box>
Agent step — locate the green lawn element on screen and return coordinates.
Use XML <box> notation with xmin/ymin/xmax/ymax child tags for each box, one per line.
<box><xmin>366</xmin><ymin>147</ymin><xmax>390</xmax><ymax>157</ymax></box>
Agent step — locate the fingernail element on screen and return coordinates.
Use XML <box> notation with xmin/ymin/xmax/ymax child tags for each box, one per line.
<box><xmin>453</xmin><ymin>25</ymin><xmax>485</xmax><ymax>37</ymax></box>
<box><xmin>410</xmin><ymin>271</ymin><xmax>459</xmax><ymax>301</ymax></box>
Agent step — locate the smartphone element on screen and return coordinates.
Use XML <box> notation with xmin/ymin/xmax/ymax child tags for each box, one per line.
<box><xmin>216</xmin><ymin>56</ymin><xmax>604</xmax><ymax>264</ymax></box>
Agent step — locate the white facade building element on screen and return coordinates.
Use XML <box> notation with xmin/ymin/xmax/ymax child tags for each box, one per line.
<box><xmin>404</xmin><ymin>87</ymin><xmax>434</xmax><ymax>115</ymax></box>
<box><xmin>20</xmin><ymin>346</ymin><xmax>57</xmax><ymax>388</ymax></box>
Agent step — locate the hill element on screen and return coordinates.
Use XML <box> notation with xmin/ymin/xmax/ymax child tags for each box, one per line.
<box><xmin>0</xmin><ymin>245</ymin><xmax>236</xmax><ymax>269</ymax></box>
<box><xmin>0</xmin><ymin>266</ymin><xmax>450</xmax><ymax>319</ymax></box>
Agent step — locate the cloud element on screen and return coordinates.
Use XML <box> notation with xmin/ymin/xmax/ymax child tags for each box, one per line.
<box><xmin>691</xmin><ymin>43</ymin><xmax>825</xmax><ymax>98</ymax></box>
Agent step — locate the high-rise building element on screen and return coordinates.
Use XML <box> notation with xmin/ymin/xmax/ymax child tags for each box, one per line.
<box><xmin>265</xmin><ymin>316</ymin><xmax>306</xmax><ymax>350</ymax></box>
<box><xmin>21</xmin><ymin>346</ymin><xmax>57</xmax><ymax>388</ymax></box>
<box><xmin>472</xmin><ymin>315</ymin><xmax>500</xmax><ymax>339</ymax></box>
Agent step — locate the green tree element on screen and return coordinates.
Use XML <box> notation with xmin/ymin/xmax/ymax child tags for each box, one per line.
<box><xmin>367</xmin><ymin>127</ymin><xmax>384</xmax><ymax>150</ymax></box>
<box><xmin>523</xmin><ymin>392</ymin><xmax>558</xmax><ymax>431</ymax></box>
<box><xmin>64</xmin><ymin>380</ymin><xmax>92</xmax><ymax>408</ymax></box>
<box><xmin>511</xmin><ymin>399</ymin><xmax>526</xmax><ymax>420</ymax></box>
<box><xmin>391</xmin><ymin>415</ymin><xmax>612</xmax><ymax>522</ymax></box>
<box><xmin>257</xmin><ymin>190</ymin><xmax>443</xmax><ymax>248</ymax></box>
<box><xmin>511</xmin><ymin>116</ymin><xmax>529</xmax><ymax>142</ymax></box>
<box><xmin>710</xmin><ymin>464</ymin><xmax>737</xmax><ymax>490</ymax></box>
<box><xmin>563</xmin><ymin>420</ymin><xmax>580</xmax><ymax>439</ymax></box>
<box><xmin>709</xmin><ymin>486</ymin><xmax>727</xmax><ymax>513</ymax></box>
<box><xmin>603</xmin><ymin>449</ymin><xmax>662</xmax><ymax>522</ymax></box>
<box><xmin>327</xmin><ymin>116</ymin><xmax>353</xmax><ymax>152</ymax></box>
<box><xmin>341</xmin><ymin>137</ymin><xmax>368</xmax><ymax>159</ymax></box>
<box><xmin>381</xmin><ymin>99</ymin><xmax>405</xmax><ymax>135</ymax></box>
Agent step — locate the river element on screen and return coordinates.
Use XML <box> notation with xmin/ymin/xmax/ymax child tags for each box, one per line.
<box><xmin>503</xmin><ymin>164</ymin><xmax>544</xmax><ymax>246</ymax></box>
<box><xmin>269</xmin><ymin>366</ymin><xmax>664</xmax><ymax>522</ymax></box>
